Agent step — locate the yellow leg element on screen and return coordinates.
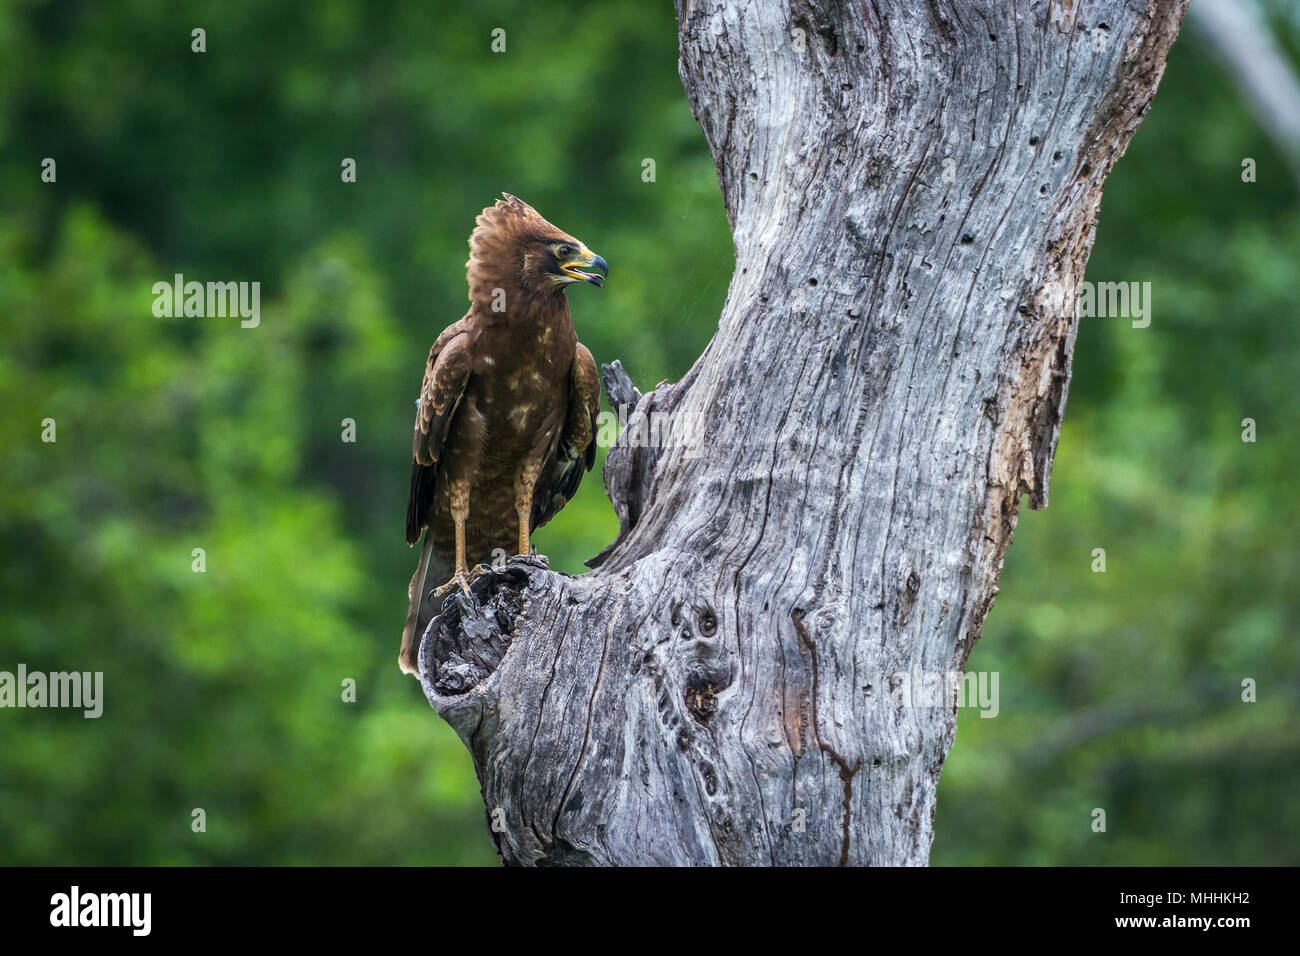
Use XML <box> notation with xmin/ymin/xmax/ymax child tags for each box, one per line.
<box><xmin>516</xmin><ymin>499</ymin><xmax>532</xmax><ymax>557</ymax></box>
<box><xmin>451</xmin><ymin>479</ymin><xmax>472</xmax><ymax>594</ymax></box>
<box><xmin>514</xmin><ymin>461</ymin><xmax>541</xmax><ymax>556</ymax></box>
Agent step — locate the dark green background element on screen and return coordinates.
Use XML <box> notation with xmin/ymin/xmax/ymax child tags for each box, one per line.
<box><xmin>1</xmin><ymin>1</ymin><xmax>1296</xmax><ymax>865</ymax></box>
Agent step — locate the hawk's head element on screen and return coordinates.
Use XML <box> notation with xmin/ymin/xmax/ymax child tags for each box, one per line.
<box><xmin>467</xmin><ymin>194</ymin><xmax>607</xmax><ymax>304</ymax></box>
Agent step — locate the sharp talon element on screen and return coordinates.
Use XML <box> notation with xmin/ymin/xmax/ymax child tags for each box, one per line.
<box><xmin>429</xmin><ymin>576</ymin><xmax>464</xmax><ymax>602</ymax></box>
<box><xmin>428</xmin><ymin>564</ymin><xmax>492</xmax><ymax>606</ymax></box>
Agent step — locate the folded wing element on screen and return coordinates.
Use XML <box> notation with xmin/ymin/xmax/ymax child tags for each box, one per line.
<box><xmin>406</xmin><ymin>322</ymin><xmax>473</xmax><ymax>545</ymax></box>
<box><xmin>532</xmin><ymin>342</ymin><xmax>601</xmax><ymax>531</ymax></box>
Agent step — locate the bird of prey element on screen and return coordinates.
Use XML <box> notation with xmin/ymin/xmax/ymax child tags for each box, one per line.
<box><xmin>399</xmin><ymin>194</ymin><xmax>606</xmax><ymax>675</ymax></box>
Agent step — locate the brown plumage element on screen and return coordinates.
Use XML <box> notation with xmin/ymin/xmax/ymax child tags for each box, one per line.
<box><xmin>399</xmin><ymin>194</ymin><xmax>605</xmax><ymax>674</ymax></box>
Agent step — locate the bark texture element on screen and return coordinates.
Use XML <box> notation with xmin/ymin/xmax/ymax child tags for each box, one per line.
<box><xmin>419</xmin><ymin>0</ymin><xmax>1190</xmax><ymax>865</ymax></box>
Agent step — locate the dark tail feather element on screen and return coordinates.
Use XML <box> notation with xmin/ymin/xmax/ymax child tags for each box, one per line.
<box><xmin>399</xmin><ymin>532</ymin><xmax>451</xmax><ymax>675</ymax></box>
<box><xmin>406</xmin><ymin>461</ymin><xmax>436</xmax><ymax>546</ymax></box>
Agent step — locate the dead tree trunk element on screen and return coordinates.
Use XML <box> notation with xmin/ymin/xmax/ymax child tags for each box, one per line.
<box><xmin>419</xmin><ymin>0</ymin><xmax>1189</xmax><ymax>865</ymax></box>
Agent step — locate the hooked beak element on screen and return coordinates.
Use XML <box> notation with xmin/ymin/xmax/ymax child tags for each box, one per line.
<box><xmin>560</xmin><ymin>248</ymin><xmax>608</xmax><ymax>288</ymax></box>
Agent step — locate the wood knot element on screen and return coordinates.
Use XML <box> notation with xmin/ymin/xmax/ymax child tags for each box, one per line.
<box><xmin>685</xmin><ymin>671</ymin><xmax>724</xmax><ymax>723</ymax></box>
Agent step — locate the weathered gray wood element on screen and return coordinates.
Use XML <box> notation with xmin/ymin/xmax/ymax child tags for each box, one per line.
<box><xmin>418</xmin><ymin>0</ymin><xmax>1190</xmax><ymax>865</ymax></box>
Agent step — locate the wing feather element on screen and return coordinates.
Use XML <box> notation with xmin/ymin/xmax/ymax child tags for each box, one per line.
<box><xmin>532</xmin><ymin>342</ymin><xmax>601</xmax><ymax>531</ymax></box>
<box><xmin>405</xmin><ymin>325</ymin><xmax>473</xmax><ymax>544</ymax></box>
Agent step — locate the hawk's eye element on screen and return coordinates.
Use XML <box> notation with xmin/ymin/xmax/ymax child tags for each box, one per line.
<box><xmin>556</xmin><ymin>244</ymin><xmax>574</xmax><ymax>259</ymax></box>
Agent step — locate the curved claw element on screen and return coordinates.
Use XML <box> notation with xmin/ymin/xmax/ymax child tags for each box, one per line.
<box><xmin>430</xmin><ymin>564</ymin><xmax>492</xmax><ymax>603</ymax></box>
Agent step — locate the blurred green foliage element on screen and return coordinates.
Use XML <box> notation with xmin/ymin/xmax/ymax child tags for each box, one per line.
<box><xmin>0</xmin><ymin>0</ymin><xmax>1295</xmax><ymax>865</ymax></box>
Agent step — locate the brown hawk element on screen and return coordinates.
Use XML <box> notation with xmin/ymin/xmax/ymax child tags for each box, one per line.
<box><xmin>399</xmin><ymin>194</ymin><xmax>605</xmax><ymax>674</ymax></box>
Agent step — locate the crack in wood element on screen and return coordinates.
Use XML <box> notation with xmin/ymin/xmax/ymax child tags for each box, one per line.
<box><xmin>793</xmin><ymin>608</ymin><xmax>861</xmax><ymax>866</ymax></box>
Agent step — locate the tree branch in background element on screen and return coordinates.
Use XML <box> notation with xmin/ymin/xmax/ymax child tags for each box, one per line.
<box><xmin>1191</xmin><ymin>0</ymin><xmax>1300</xmax><ymax>192</ymax></box>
